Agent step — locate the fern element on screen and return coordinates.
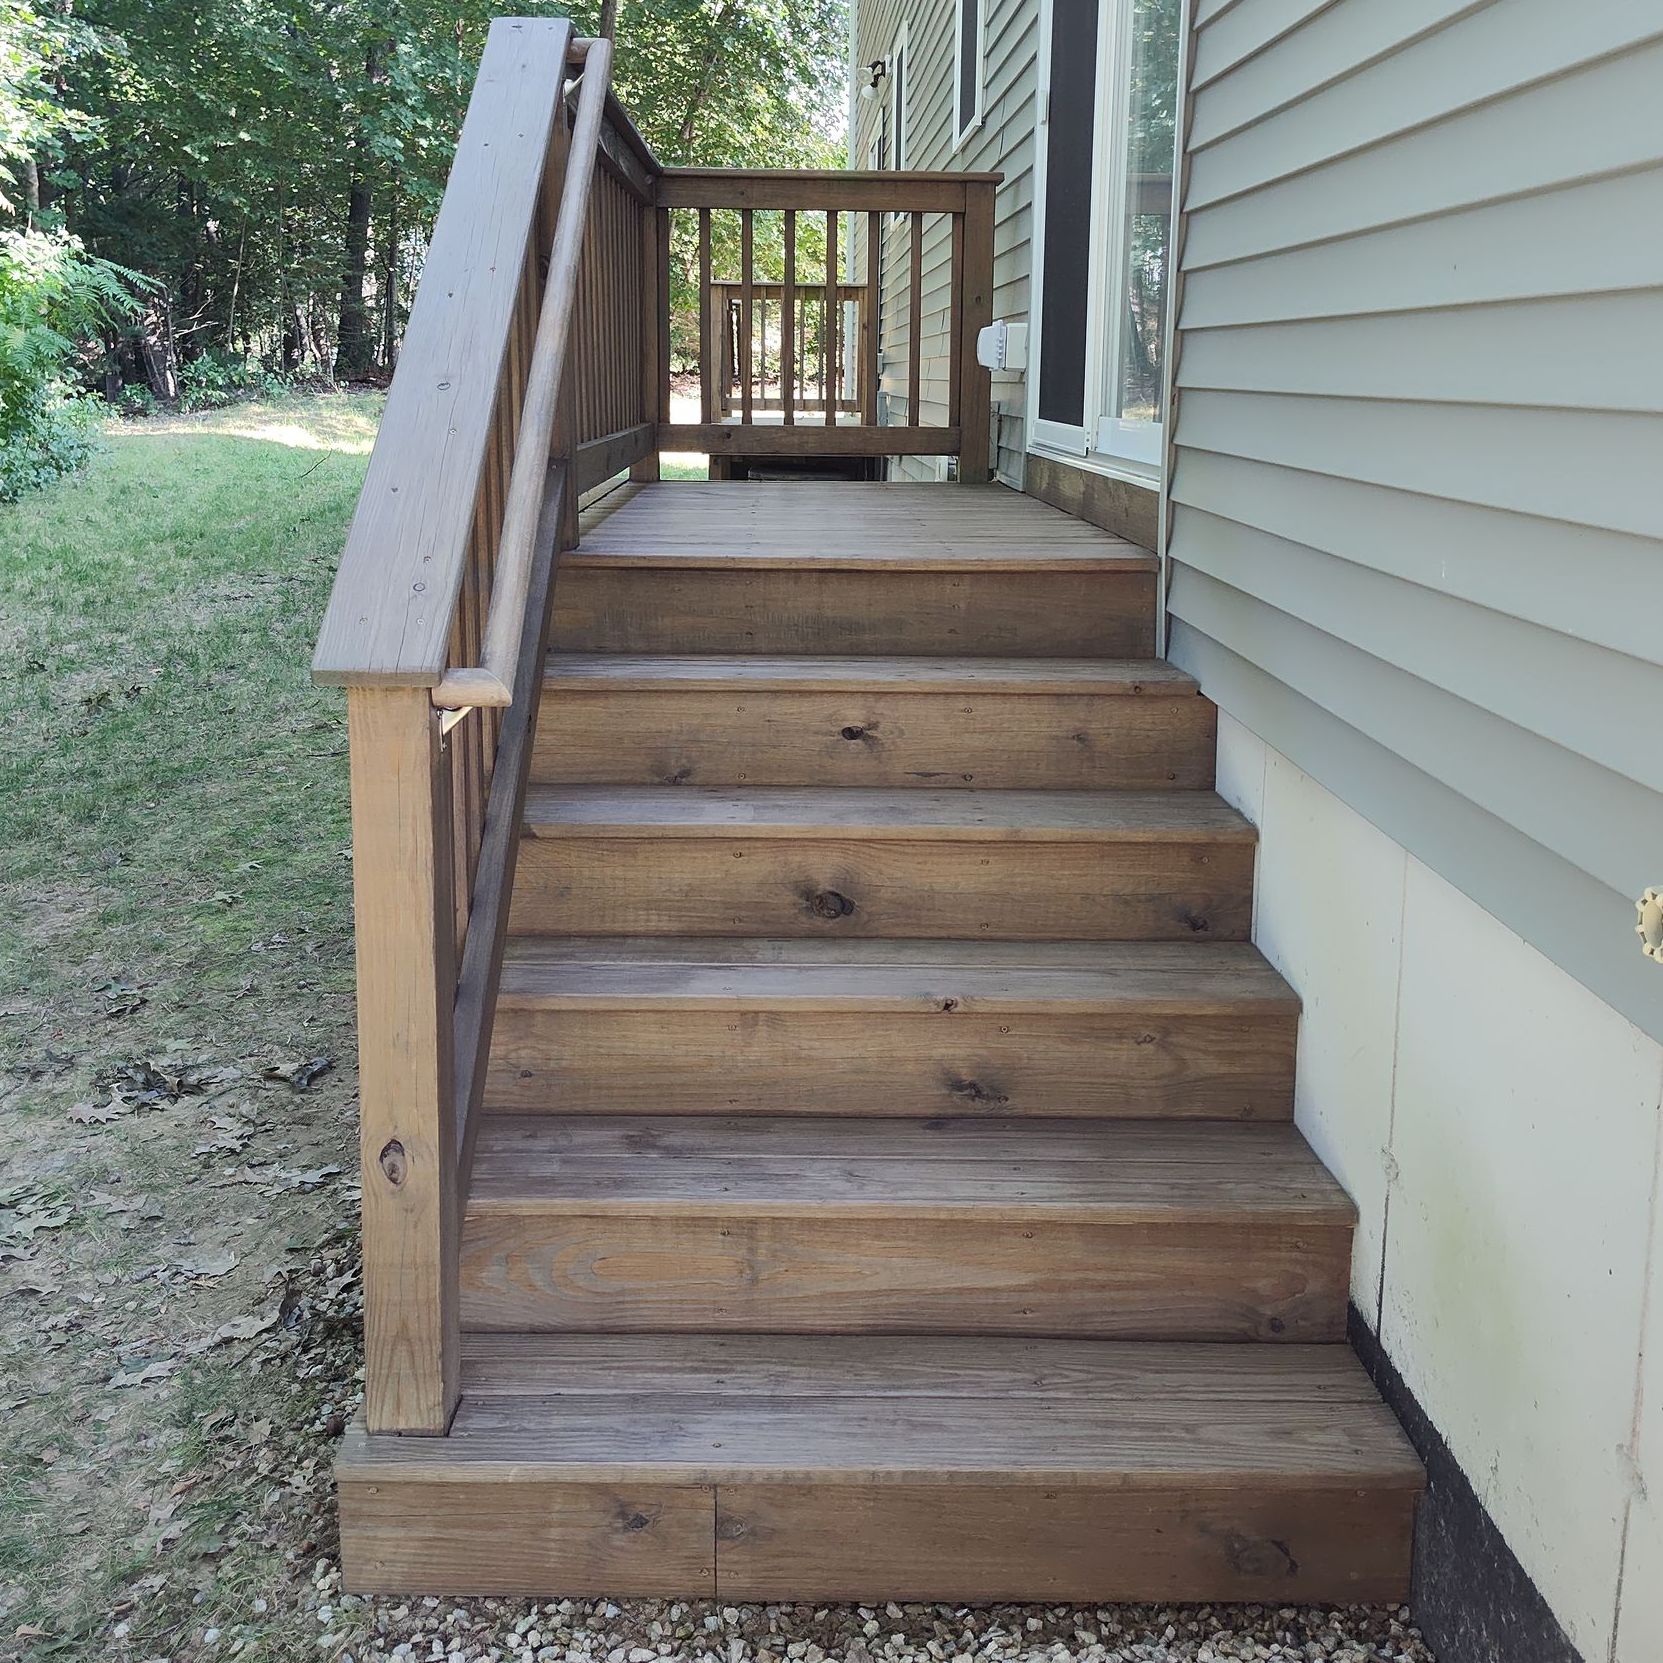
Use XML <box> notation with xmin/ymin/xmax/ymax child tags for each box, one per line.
<box><xmin>0</xmin><ymin>227</ymin><xmax>141</xmax><ymax>494</ymax></box>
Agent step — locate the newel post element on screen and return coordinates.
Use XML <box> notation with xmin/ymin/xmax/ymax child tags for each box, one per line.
<box><xmin>957</xmin><ymin>179</ymin><xmax>996</xmax><ymax>484</ymax></box>
<box><xmin>346</xmin><ymin>687</ymin><xmax>461</xmax><ymax>1434</ymax></box>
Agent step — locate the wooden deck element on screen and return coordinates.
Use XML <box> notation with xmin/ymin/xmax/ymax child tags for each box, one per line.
<box><xmin>575</xmin><ymin>481</ymin><xmax>1157</xmax><ymax>568</ymax></box>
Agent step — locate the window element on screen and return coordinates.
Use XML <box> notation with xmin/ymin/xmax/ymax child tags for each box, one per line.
<box><xmin>1096</xmin><ymin>0</ymin><xmax>1178</xmax><ymax>465</ymax></box>
<box><xmin>891</xmin><ymin>33</ymin><xmax>907</xmax><ymax>172</ymax></box>
<box><xmin>955</xmin><ymin>0</ymin><xmax>985</xmax><ymax>147</ymax></box>
<box><xmin>1032</xmin><ymin>0</ymin><xmax>1181</xmax><ymax>476</ymax></box>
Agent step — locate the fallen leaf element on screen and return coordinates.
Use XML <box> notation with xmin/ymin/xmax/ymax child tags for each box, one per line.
<box><xmin>261</xmin><ymin>1055</ymin><xmax>335</xmax><ymax>1092</ymax></box>
<box><xmin>68</xmin><ymin>1100</ymin><xmax>123</xmax><ymax>1125</ymax></box>
<box><xmin>109</xmin><ymin>1359</ymin><xmax>177</xmax><ymax>1388</ymax></box>
<box><xmin>210</xmin><ymin>1313</ymin><xmax>276</xmax><ymax>1345</ymax></box>
<box><xmin>174</xmin><ymin>1249</ymin><xmax>238</xmax><ymax>1278</ymax></box>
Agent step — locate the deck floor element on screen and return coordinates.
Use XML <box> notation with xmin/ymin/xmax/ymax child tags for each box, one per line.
<box><xmin>577</xmin><ymin>481</ymin><xmax>1154</xmax><ymax>568</ymax></box>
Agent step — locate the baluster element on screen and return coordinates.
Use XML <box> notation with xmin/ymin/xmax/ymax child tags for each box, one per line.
<box><xmin>698</xmin><ymin>208</ymin><xmax>714</xmax><ymax>425</ymax></box>
<box><xmin>782</xmin><ymin>210</ymin><xmax>796</xmax><ymax>425</ymax></box>
<box><xmin>864</xmin><ymin>210</ymin><xmax>881</xmax><ymax>425</ymax></box>
<box><xmin>824</xmin><ymin>210</ymin><xmax>838</xmax><ymax>428</ymax></box>
<box><xmin>948</xmin><ymin>209</ymin><xmax>965</xmax><ymax>430</ymax></box>
<box><xmin>908</xmin><ymin>211</ymin><xmax>924</xmax><ymax>425</ymax></box>
<box><xmin>740</xmin><ymin>209</ymin><xmax>754</xmax><ymax>424</ymax></box>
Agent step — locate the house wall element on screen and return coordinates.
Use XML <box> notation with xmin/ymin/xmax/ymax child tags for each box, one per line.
<box><xmin>1165</xmin><ymin>0</ymin><xmax>1663</xmax><ymax>1047</ymax></box>
<box><xmin>1216</xmin><ymin>711</ymin><xmax>1663</xmax><ymax>1663</ymax></box>
<box><xmin>849</xmin><ymin>0</ymin><xmax>1038</xmax><ymax>483</ymax></box>
<box><xmin>1172</xmin><ymin>7</ymin><xmax>1663</xmax><ymax>1653</ymax></box>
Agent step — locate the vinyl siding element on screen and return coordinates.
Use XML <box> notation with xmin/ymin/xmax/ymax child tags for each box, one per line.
<box><xmin>852</xmin><ymin>0</ymin><xmax>1040</xmax><ymax>480</ymax></box>
<box><xmin>1166</xmin><ymin>0</ymin><xmax>1663</xmax><ymax>1042</ymax></box>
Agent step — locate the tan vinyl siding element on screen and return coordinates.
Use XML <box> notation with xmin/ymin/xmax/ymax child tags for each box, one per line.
<box><xmin>853</xmin><ymin>0</ymin><xmax>1040</xmax><ymax>480</ymax></box>
<box><xmin>1166</xmin><ymin>0</ymin><xmax>1663</xmax><ymax>1041</ymax></box>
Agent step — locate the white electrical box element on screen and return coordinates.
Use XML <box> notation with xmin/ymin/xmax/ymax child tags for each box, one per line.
<box><xmin>975</xmin><ymin>319</ymin><xmax>1029</xmax><ymax>373</ymax></box>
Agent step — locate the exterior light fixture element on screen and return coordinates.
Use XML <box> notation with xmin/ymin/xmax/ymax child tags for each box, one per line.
<box><xmin>860</xmin><ymin>58</ymin><xmax>889</xmax><ymax>100</ymax></box>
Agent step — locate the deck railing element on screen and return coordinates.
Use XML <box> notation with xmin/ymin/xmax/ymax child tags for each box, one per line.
<box><xmin>710</xmin><ymin>280</ymin><xmax>869</xmax><ymax>418</ymax></box>
<box><xmin>662</xmin><ymin>169</ymin><xmax>996</xmax><ymax>476</ymax></box>
<box><xmin>312</xmin><ymin>18</ymin><xmax>997</xmax><ymax>1436</ymax></box>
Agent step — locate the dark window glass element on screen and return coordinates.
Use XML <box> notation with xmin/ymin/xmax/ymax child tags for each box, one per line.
<box><xmin>958</xmin><ymin>0</ymin><xmax>979</xmax><ymax>135</ymax></box>
<box><xmin>1037</xmin><ymin>0</ymin><xmax>1098</xmax><ymax>428</ymax></box>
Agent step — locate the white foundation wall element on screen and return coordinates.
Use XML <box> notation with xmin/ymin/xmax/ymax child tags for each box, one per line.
<box><xmin>1213</xmin><ymin>711</ymin><xmax>1663</xmax><ymax>1663</ymax></box>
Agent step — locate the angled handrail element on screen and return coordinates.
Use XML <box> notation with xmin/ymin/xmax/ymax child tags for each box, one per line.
<box><xmin>429</xmin><ymin>37</ymin><xmax>613</xmax><ymax>711</ymax></box>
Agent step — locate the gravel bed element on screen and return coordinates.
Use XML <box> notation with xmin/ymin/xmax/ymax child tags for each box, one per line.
<box><xmin>280</xmin><ymin>1577</ymin><xmax>1436</xmax><ymax>1663</ymax></box>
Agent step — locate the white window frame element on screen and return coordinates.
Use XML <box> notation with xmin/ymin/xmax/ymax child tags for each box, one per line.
<box><xmin>953</xmin><ymin>0</ymin><xmax>987</xmax><ymax>151</ymax></box>
<box><xmin>1028</xmin><ymin>0</ymin><xmax>1176</xmax><ymax>483</ymax></box>
<box><xmin>888</xmin><ymin>23</ymin><xmax>909</xmax><ymax>224</ymax></box>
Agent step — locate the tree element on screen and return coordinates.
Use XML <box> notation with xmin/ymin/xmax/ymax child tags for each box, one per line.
<box><xmin>43</xmin><ymin>0</ymin><xmax>848</xmax><ymax>389</ymax></box>
<box><xmin>0</xmin><ymin>0</ymin><xmax>135</xmax><ymax>495</ymax></box>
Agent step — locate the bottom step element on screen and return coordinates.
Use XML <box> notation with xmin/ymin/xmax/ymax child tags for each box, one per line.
<box><xmin>338</xmin><ymin>1334</ymin><xmax>1422</xmax><ymax>1602</ymax></box>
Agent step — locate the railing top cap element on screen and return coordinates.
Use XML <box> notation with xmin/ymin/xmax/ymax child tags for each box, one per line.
<box><xmin>660</xmin><ymin>167</ymin><xmax>1003</xmax><ymax>184</ymax></box>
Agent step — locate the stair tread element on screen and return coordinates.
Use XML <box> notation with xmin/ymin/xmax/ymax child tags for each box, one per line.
<box><xmin>543</xmin><ymin>652</ymin><xmax>1197</xmax><ymax>694</ymax></box>
<box><xmin>467</xmin><ymin>1115</ymin><xmax>1354</xmax><ymax>1224</ymax></box>
<box><xmin>572</xmin><ymin>482</ymin><xmax>1158</xmax><ymax>573</ymax></box>
<box><xmin>338</xmin><ymin>1334</ymin><xmax>1422</xmax><ymax>1488</ymax></box>
<box><xmin>522</xmin><ymin>785</ymin><xmax>1255</xmax><ymax>841</ymax></box>
<box><xmin>497</xmin><ymin>936</ymin><xmax>1297</xmax><ymax>1012</ymax></box>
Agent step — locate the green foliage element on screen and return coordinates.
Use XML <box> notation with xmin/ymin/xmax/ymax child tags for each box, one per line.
<box><xmin>41</xmin><ymin>0</ymin><xmax>847</xmax><ymax>387</ymax></box>
<box><xmin>0</xmin><ymin>225</ymin><xmax>135</xmax><ymax>495</ymax></box>
<box><xmin>176</xmin><ymin>348</ymin><xmax>290</xmax><ymax>412</ymax></box>
<box><xmin>0</xmin><ymin>383</ymin><xmax>98</xmax><ymax>497</ymax></box>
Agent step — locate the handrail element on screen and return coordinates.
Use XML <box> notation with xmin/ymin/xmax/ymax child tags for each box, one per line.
<box><xmin>428</xmin><ymin>39</ymin><xmax>613</xmax><ymax>712</ymax></box>
<box><xmin>317</xmin><ymin>23</ymin><xmax>998</xmax><ymax>1436</ymax></box>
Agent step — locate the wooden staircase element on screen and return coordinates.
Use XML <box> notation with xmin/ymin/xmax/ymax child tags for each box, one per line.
<box><xmin>336</xmin><ymin>481</ymin><xmax>1423</xmax><ymax>1600</ymax></box>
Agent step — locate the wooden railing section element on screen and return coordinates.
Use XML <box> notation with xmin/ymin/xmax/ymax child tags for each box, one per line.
<box><xmin>312</xmin><ymin>18</ymin><xmax>998</xmax><ymax>1437</ymax></box>
<box><xmin>663</xmin><ymin>170</ymin><xmax>996</xmax><ymax>478</ymax></box>
<box><xmin>710</xmin><ymin>280</ymin><xmax>868</xmax><ymax>418</ymax></box>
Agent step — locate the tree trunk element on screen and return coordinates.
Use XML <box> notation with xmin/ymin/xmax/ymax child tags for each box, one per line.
<box><xmin>335</xmin><ymin>167</ymin><xmax>376</xmax><ymax>378</ymax></box>
<box><xmin>599</xmin><ymin>0</ymin><xmax>618</xmax><ymax>39</ymax></box>
<box><xmin>139</xmin><ymin>297</ymin><xmax>180</xmax><ymax>401</ymax></box>
<box><xmin>379</xmin><ymin>197</ymin><xmax>401</xmax><ymax>370</ymax></box>
<box><xmin>337</xmin><ymin>43</ymin><xmax>389</xmax><ymax>380</ymax></box>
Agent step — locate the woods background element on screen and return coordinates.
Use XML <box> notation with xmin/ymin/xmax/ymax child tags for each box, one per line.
<box><xmin>0</xmin><ymin>1</ymin><xmax>846</xmax><ymax>489</ymax></box>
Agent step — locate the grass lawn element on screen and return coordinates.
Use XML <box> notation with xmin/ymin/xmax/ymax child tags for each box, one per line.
<box><xmin>0</xmin><ymin>395</ymin><xmax>375</xmax><ymax>1659</ymax></box>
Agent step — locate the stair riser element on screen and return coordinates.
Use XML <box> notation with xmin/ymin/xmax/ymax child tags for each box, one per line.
<box><xmin>340</xmin><ymin>1476</ymin><xmax>1414</xmax><ymax>1602</ymax></box>
<box><xmin>532</xmin><ymin>690</ymin><xmax>1217</xmax><ymax>790</ymax></box>
<box><xmin>551</xmin><ymin>568</ymin><xmax>1158</xmax><ymax>657</ymax></box>
<box><xmin>486</xmin><ymin>1007</ymin><xmax>1297</xmax><ymax>1119</ymax></box>
<box><xmin>460</xmin><ymin>1213</ymin><xmax>1350</xmax><ymax>1341</ymax></box>
<box><xmin>509</xmin><ymin>837</ymin><xmax>1256</xmax><ymax>941</ymax></box>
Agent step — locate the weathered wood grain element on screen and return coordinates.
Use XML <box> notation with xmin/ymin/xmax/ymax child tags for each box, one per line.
<box><xmin>533</xmin><ymin>677</ymin><xmax>1216</xmax><ymax>789</ymax></box>
<box><xmin>551</xmin><ymin>565</ymin><xmax>1158</xmax><ymax>656</ymax></box>
<box><xmin>716</xmin><ymin>1483</ymin><xmax>1416</xmax><ymax>1602</ymax></box>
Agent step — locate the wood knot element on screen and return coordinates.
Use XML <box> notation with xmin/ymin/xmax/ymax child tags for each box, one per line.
<box><xmin>807</xmin><ymin>889</ymin><xmax>855</xmax><ymax>920</ymax></box>
<box><xmin>377</xmin><ymin>1139</ymin><xmax>407</xmax><ymax>1187</ymax></box>
<box><xmin>618</xmin><ymin>1510</ymin><xmax>652</xmax><ymax>1533</ymax></box>
<box><xmin>1214</xmin><ymin>1529</ymin><xmax>1299</xmax><ymax>1579</ymax></box>
<box><xmin>840</xmin><ymin>724</ymin><xmax>870</xmax><ymax>742</ymax></box>
<box><xmin>947</xmin><ymin>1077</ymin><xmax>1010</xmax><ymax>1108</ymax></box>
<box><xmin>1184</xmin><ymin>912</ymin><xmax>1211</xmax><ymax>933</ymax></box>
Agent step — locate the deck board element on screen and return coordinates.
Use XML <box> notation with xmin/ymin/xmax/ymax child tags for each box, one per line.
<box><xmin>573</xmin><ymin>482</ymin><xmax>1156</xmax><ymax>570</ymax></box>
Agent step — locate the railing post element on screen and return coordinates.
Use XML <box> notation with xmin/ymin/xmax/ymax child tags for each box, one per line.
<box><xmin>634</xmin><ymin>200</ymin><xmax>666</xmax><ymax>481</ymax></box>
<box><xmin>956</xmin><ymin>180</ymin><xmax>996</xmax><ymax>483</ymax></box>
<box><xmin>346</xmin><ymin>687</ymin><xmax>461</xmax><ymax>1435</ymax></box>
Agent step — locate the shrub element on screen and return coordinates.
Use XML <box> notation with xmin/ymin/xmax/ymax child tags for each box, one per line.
<box><xmin>0</xmin><ymin>225</ymin><xmax>136</xmax><ymax>497</ymax></box>
<box><xmin>176</xmin><ymin>349</ymin><xmax>288</xmax><ymax>412</ymax></box>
